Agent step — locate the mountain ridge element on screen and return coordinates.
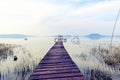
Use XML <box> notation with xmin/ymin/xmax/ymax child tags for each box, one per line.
<box><xmin>0</xmin><ymin>34</ymin><xmax>32</xmax><ymax>38</ymax></box>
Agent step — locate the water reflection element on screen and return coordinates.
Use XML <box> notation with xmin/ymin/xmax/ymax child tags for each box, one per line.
<box><xmin>71</xmin><ymin>36</ymin><xmax>80</xmax><ymax>45</ymax></box>
<box><xmin>64</xmin><ymin>37</ymin><xmax>120</xmax><ymax>80</ymax></box>
<box><xmin>0</xmin><ymin>37</ymin><xmax>120</xmax><ymax>80</ymax></box>
<box><xmin>0</xmin><ymin>43</ymin><xmax>36</xmax><ymax>80</ymax></box>
<box><xmin>0</xmin><ymin>37</ymin><xmax>54</xmax><ymax>80</ymax></box>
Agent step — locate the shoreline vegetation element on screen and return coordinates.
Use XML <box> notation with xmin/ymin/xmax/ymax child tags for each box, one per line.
<box><xmin>86</xmin><ymin>45</ymin><xmax>120</xmax><ymax>80</ymax></box>
<box><xmin>70</xmin><ymin>36</ymin><xmax>120</xmax><ymax>80</ymax></box>
<box><xmin>77</xmin><ymin>44</ymin><xmax>120</xmax><ymax>80</ymax></box>
<box><xmin>91</xmin><ymin>45</ymin><xmax>120</xmax><ymax>67</ymax></box>
<box><xmin>0</xmin><ymin>36</ymin><xmax>120</xmax><ymax>80</ymax></box>
<box><xmin>0</xmin><ymin>43</ymin><xmax>39</xmax><ymax>80</ymax></box>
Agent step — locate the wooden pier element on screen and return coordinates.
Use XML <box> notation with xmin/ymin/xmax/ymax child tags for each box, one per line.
<box><xmin>28</xmin><ymin>39</ymin><xmax>84</xmax><ymax>80</ymax></box>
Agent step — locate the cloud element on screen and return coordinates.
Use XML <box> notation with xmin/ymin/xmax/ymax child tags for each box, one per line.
<box><xmin>0</xmin><ymin>0</ymin><xmax>120</xmax><ymax>35</ymax></box>
<box><xmin>42</xmin><ymin>0</ymin><xmax>120</xmax><ymax>35</ymax></box>
<box><xmin>0</xmin><ymin>0</ymin><xmax>63</xmax><ymax>35</ymax></box>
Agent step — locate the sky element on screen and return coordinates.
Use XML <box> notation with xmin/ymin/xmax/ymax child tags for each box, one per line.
<box><xmin>0</xmin><ymin>0</ymin><xmax>120</xmax><ymax>36</ymax></box>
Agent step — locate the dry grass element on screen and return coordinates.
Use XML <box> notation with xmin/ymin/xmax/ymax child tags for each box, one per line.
<box><xmin>90</xmin><ymin>45</ymin><xmax>120</xmax><ymax>69</ymax></box>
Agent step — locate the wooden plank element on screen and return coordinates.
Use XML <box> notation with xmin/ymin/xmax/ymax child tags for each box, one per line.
<box><xmin>32</xmin><ymin>69</ymin><xmax>81</xmax><ymax>75</ymax></box>
<box><xmin>36</xmin><ymin>64</ymin><xmax>76</xmax><ymax>69</ymax></box>
<box><xmin>34</xmin><ymin>67</ymin><xmax>79</xmax><ymax>72</ymax></box>
<box><xmin>44</xmin><ymin>77</ymin><xmax>84</xmax><ymax>80</ymax></box>
<box><xmin>29</xmin><ymin>73</ymin><xmax>83</xmax><ymax>79</ymax></box>
<box><xmin>28</xmin><ymin>40</ymin><xmax>84</xmax><ymax>80</ymax></box>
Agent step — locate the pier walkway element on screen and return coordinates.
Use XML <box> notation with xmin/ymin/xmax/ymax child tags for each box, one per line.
<box><xmin>28</xmin><ymin>40</ymin><xmax>84</xmax><ymax>80</ymax></box>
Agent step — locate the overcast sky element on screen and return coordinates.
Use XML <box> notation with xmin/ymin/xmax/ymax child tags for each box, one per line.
<box><xmin>0</xmin><ymin>0</ymin><xmax>120</xmax><ymax>36</ymax></box>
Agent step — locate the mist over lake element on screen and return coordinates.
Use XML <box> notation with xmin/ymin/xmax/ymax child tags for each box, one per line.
<box><xmin>0</xmin><ymin>36</ymin><xmax>120</xmax><ymax>80</ymax></box>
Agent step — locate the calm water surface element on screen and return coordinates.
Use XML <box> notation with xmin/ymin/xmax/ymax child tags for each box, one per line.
<box><xmin>0</xmin><ymin>37</ymin><xmax>54</xmax><ymax>80</ymax></box>
<box><xmin>0</xmin><ymin>37</ymin><xmax>120</xmax><ymax>80</ymax></box>
<box><xmin>64</xmin><ymin>37</ymin><xmax>120</xmax><ymax>80</ymax></box>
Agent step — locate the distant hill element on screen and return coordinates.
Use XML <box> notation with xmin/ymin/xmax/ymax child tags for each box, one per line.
<box><xmin>115</xmin><ymin>35</ymin><xmax>120</xmax><ymax>38</ymax></box>
<box><xmin>85</xmin><ymin>34</ymin><xmax>106</xmax><ymax>39</ymax></box>
<box><xmin>0</xmin><ymin>34</ymin><xmax>32</xmax><ymax>38</ymax></box>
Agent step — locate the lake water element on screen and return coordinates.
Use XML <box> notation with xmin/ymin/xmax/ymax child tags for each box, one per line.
<box><xmin>0</xmin><ymin>37</ymin><xmax>120</xmax><ymax>80</ymax></box>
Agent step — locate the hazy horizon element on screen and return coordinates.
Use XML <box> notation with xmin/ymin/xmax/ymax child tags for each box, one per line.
<box><xmin>0</xmin><ymin>0</ymin><xmax>120</xmax><ymax>36</ymax></box>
